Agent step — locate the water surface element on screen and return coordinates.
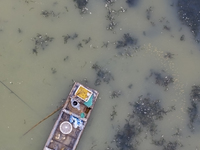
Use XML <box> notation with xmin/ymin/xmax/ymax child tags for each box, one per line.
<box><xmin>1</xmin><ymin>0</ymin><xmax>200</xmax><ymax>150</ymax></box>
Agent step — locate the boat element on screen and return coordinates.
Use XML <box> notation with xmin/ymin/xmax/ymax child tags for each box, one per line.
<box><xmin>43</xmin><ymin>82</ymin><xmax>99</xmax><ymax>150</ymax></box>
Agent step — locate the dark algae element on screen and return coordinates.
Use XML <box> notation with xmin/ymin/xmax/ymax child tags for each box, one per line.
<box><xmin>82</xmin><ymin>37</ymin><xmax>91</xmax><ymax>44</ymax></box>
<box><xmin>177</xmin><ymin>0</ymin><xmax>200</xmax><ymax>41</ymax></box>
<box><xmin>180</xmin><ymin>35</ymin><xmax>185</xmax><ymax>41</ymax></box>
<box><xmin>188</xmin><ymin>85</ymin><xmax>200</xmax><ymax>131</ymax></box>
<box><xmin>51</xmin><ymin>68</ymin><xmax>57</xmax><ymax>74</ymax></box>
<box><xmin>63</xmin><ymin>33</ymin><xmax>78</xmax><ymax>44</ymax></box>
<box><xmin>73</xmin><ymin>0</ymin><xmax>89</xmax><ymax>14</ymax></box>
<box><xmin>164</xmin><ymin>52</ymin><xmax>174</xmax><ymax>59</ymax></box>
<box><xmin>116</xmin><ymin>33</ymin><xmax>137</xmax><ymax>49</ymax></box>
<box><xmin>152</xmin><ymin>139</ymin><xmax>181</xmax><ymax>150</ymax></box>
<box><xmin>32</xmin><ymin>34</ymin><xmax>54</xmax><ymax>55</ymax></box>
<box><xmin>163</xmin><ymin>141</ymin><xmax>179</xmax><ymax>150</ymax></box>
<box><xmin>92</xmin><ymin>63</ymin><xmax>114</xmax><ymax>86</ymax></box>
<box><xmin>77</xmin><ymin>42</ymin><xmax>83</xmax><ymax>50</ymax></box>
<box><xmin>111</xmin><ymin>95</ymin><xmax>175</xmax><ymax>150</ymax></box>
<box><xmin>110</xmin><ymin>105</ymin><xmax>117</xmax><ymax>120</ymax></box>
<box><xmin>18</xmin><ymin>28</ymin><xmax>22</xmax><ymax>33</ymax></box>
<box><xmin>163</xmin><ymin>25</ymin><xmax>171</xmax><ymax>31</ymax></box>
<box><xmin>126</xmin><ymin>0</ymin><xmax>138</xmax><ymax>7</ymax></box>
<box><xmin>74</xmin><ymin>0</ymin><xmax>88</xmax><ymax>10</ymax></box>
<box><xmin>149</xmin><ymin>70</ymin><xmax>174</xmax><ymax>90</ymax></box>
<box><xmin>115</xmin><ymin>33</ymin><xmax>139</xmax><ymax>56</ymax></box>
<box><xmin>132</xmin><ymin>96</ymin><xmax>167</xmax><ymax>127</ymax></box>
<box><xmin>101</xmin><ymin>41</ymin><xmax>109</xmax><ymax>48</ymax></box>
<box><xmin>63</xmin><ymin>35</ymin><xmax>71</xmax><ymax>44</ymax></box>
<box><xmin>190</xmin><ymin>85</ymin><xmax>200</xmax><ymax>103</ymax></box>
<box><xmin>104</xmin><ymin>0</ymin><xmax>126</xmax><ymax>32</ymax></box>
<box><xmin>115</xmin><ymin>121</ymin><xmax>140</xmax><ymax>150</ymax></box>
<box><xmin>146</xmin><ymin>7</ymin><xmax>153</xmax><ymax>20</ymax></box>
<box><xmin>152</xmin><ymin>138</ymin><xmax>165</xmax><ymax>146</ymax></box>
<box><xmin>41</xmin><ymin>10</ymin><xmax>60</xmax><ymax>18</ymax></box>
<box><xmin>62</xmin><ymin>33</ymin><xmax>90</xmax><ymax>50</ymax></box>
<box><xmin>110</xmin><ymin>90</ymin><xmax>121</xmax><ymax>99</ymax></box>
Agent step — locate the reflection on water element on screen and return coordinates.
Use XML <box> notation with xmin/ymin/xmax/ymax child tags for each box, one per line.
<box><xmin>0</xmin><ymin>0</ymin><xmax>200</xmax><ymax>150</ymax></box>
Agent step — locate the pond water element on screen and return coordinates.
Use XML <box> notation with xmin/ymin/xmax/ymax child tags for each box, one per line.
<box><xmin>1</xmin><ymin>0</ymin><xmax>200</xmax><ymax>150</ymax></box>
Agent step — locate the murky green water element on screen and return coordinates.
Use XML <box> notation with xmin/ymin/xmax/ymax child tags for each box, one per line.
<box><xmin>1</xmin><ymin>0</ymin><xmax>200</xmax><ymax>150</ymax></box>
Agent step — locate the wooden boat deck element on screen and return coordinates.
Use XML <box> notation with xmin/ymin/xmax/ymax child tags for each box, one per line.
<box><xmin>43</xmin><ymin>82</ymin><xmax>99</xmax><ymax>150</ymax></box>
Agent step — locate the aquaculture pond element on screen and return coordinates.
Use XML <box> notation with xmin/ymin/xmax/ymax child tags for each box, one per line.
<box><xmin>1</xmin><ymin>0</ymin><xmax>200</xmax><ymax>150</ymax></box>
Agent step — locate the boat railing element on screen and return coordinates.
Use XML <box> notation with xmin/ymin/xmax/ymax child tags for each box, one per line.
<box><xmin>62</xmin><ymin>109</ymin><xmax>87</xmax><ymax>122</ymax></box>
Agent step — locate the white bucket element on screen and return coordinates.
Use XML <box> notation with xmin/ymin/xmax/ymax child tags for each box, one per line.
<box><xmin>60</xmin><ymin>121</ymin><xmax>72</xmax><ymax>134</ymax></box>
